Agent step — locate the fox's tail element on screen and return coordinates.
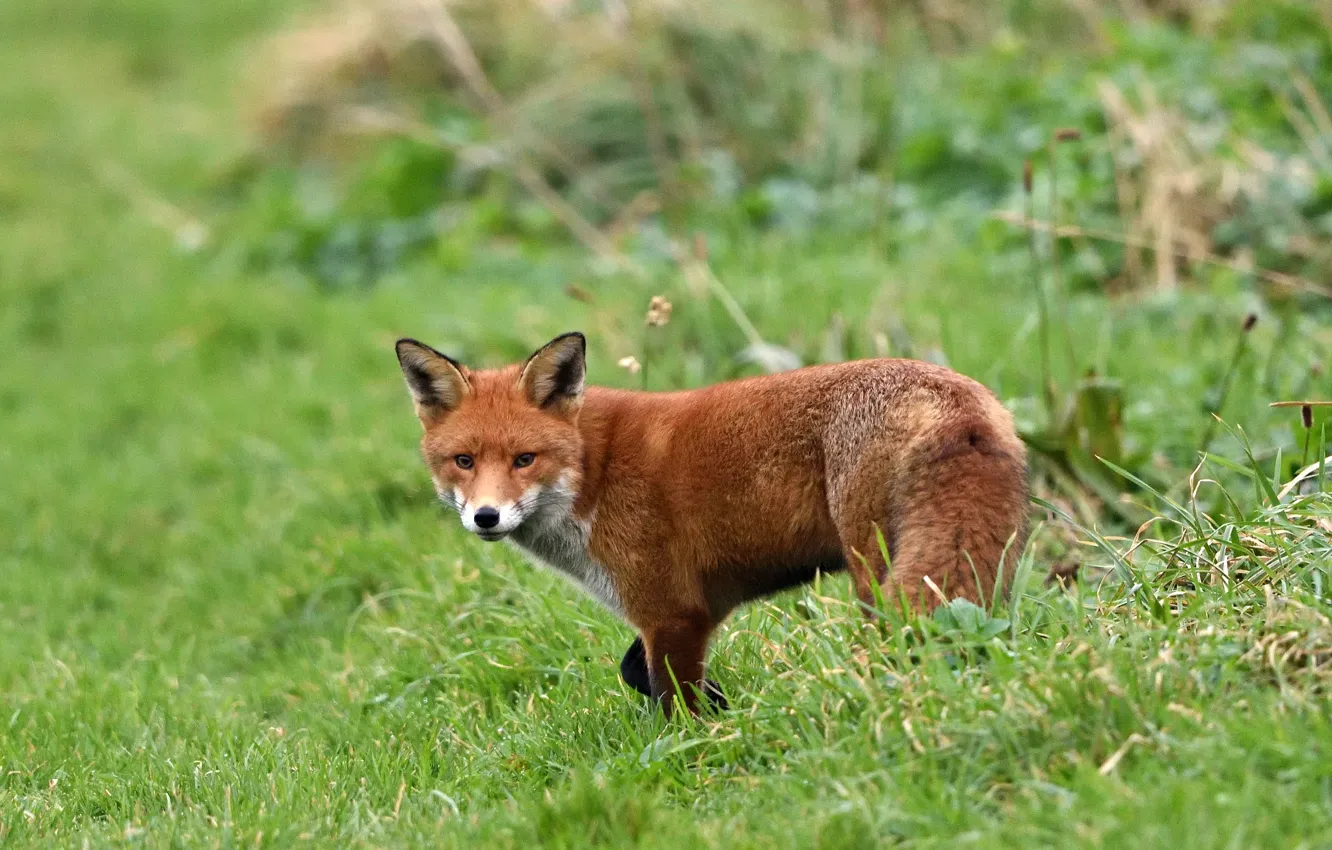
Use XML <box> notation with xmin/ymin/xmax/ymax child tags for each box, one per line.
<box><xmin>891</xmin><ymin>417</ymin><xmax>1030</xmax><ymax>606</ymax></box>
<box><xmin>841</xmin><ymin>414</ymin><xmax>1029</xmax><ymax>612</ymax></box>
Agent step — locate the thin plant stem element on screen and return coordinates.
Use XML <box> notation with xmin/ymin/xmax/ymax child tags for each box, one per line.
<box><xmin>1199</xmin><ymin>314</ymin><xmax>1257</xmax><ymax>456</ymax></box>
<box><xmin>1301</xmin><ymin>404</ymin><xmax>1315</xmax><ymax>471</ymax></box>
<box><xmin>1024</xmin><ymin>159</ymin><xmax>1055</xmax><ymax>419</ymax></box>
<box><xmin>641</xmin><ymin>325</ymin><xmax>651</xmax><ymax>391</ymax></box>
<box><xmin>992</xmin><ymin>211</ymin><xmax>1332</xmax><ymax>299</ymax></box>
<box><xmin>1048</xmin><ymin>136</ymin><xmax>1078</xmax><ymax>378</ymax></box>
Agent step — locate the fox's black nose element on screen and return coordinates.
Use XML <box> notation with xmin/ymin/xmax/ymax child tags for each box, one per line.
<box><xmin>473</xmin><ymin>507</ymin><xmax>501</xmax><ymax>529</ymax></box>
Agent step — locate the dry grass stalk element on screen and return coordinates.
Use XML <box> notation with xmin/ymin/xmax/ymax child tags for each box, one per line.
<box><xmin>674</xmin><ymin>234</ymin><xmax>767</xmax><ymax>348</ymax></box>
<box><xmin>993</xmin><ymin>211</ymin><xmax>1332</xmax><ymax>300</ymax></box>
<box><xmin>94</xmin><ymin>162</ymin><xmax>209</xmax><ymax>252</ymax></box>
<box><xmin>1096</xmin><ymin>70</ymin><xmax>1332</xmax><ymax>293</ymax></box>
<box><xmin>337</xmin><ymin>104</ymin><xmax>647</xmax><ymax>279</ymax></box>
<box><xmin>408</xmin><ymin>0</ymin><xmax>646</xmax><ymax>267</ymax></box>
<box><xmin>254</xmin><ymin>0</ymin><xmax>615</xmax><ymax>205</ymax></box>
<box><xmin>1097</xmin><ymin>79</ymin><xmax>1240</xmax><ymax>291</ymax></box>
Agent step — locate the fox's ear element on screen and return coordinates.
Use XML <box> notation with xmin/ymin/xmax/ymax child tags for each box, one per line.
<box><xmin>396</xmin><ymin>338</ymin><xmax>470</xmax><ymax>425</ymax></box>
<box><xmin>519</xmin><ymin>332</ymin><xmax>586</xmax><ymax>413</ymax></box>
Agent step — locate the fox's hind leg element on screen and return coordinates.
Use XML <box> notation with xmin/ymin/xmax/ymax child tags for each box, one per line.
<box><xmin>838</xmin><ymin>422</ymin><xmax>1029</xmax><ymax>612</ymax></box>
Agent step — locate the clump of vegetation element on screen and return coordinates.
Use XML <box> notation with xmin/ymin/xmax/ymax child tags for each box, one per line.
<box><xmin>233</xmin><ymin>0</ymin><xmax>1332</xmax><ymax>300</ymax></box>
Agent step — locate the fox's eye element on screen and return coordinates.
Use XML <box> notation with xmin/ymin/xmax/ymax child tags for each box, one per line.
<box><xmin>514</xmin><ymin>453</ymin><xmax>535</xmax><ymax>468</ymax></box>
<box><xmin>455</xmin><ymin>454</ymin><xmax>474</xmax><ymax>470</ymax></box>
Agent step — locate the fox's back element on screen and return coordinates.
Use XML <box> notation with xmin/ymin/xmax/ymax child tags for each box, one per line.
<box><xmin>574</xmin><ymin>359</ymin><xmax>1024</xmax><ymax>602</ymax></box>
<box><xmin>580</xmin><ymin>357</ymin><xmax>1021</xmax><ymax>491</ymax></box>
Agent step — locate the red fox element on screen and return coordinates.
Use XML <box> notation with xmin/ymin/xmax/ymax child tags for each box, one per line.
<box><xmin>396</xmin><ymin>332</ymin><xmax>1029</xmax><ymax>715</ymax></box>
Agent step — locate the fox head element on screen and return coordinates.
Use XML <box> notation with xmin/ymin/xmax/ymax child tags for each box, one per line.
<box><xmin>395</xmin><ymin>333</ymin><xmax>586</xmax><ymax>542</ymax></box>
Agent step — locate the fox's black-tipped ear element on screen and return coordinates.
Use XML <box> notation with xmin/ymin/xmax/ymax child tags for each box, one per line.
<box><xmin>396</xmin><ymin>338</ymin><xmax>470</xmax><ymax>425</ymax></box>
<box><xmin>518</xmin><ymin>332</ymin><xmax>586</xmax><ymax>413</ymax></box>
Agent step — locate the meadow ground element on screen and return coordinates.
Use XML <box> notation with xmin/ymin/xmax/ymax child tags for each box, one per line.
<box><xmin>2</xmin><ymin>1</ymin><xmax>1331</xmax><ymax>847</ymax></box>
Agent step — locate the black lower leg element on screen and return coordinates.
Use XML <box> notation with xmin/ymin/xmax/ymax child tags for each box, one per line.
<box><xmin>620</xmin><ymin>636</ymin><xmax>652</xmax><ymax>697</ymax></box>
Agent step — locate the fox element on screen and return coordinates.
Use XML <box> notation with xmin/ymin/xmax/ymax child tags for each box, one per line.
<box><xmin>395</xmin><ymin>332</ymin><xmax>1029</xmax><ymax>715</ymax></box>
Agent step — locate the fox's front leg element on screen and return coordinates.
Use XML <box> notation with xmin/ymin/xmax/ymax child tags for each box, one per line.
<box><xmin>641</xmin><ymin>612</ymin><xmax>722</xmax><ymax>717</ymax></box>
<box><xmin>621</xmin><ymin>635</ymin><xmax>728</xmax><ymax>710</ymax></box>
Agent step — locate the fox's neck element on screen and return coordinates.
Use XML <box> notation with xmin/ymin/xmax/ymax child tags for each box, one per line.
<box><xmin>566</xmin><ymin>386</ymin><xmax>659</xmax><ymax>521</ymax></box>
<box><xmin>507</xmin><ymin>479</ymin><xmax>623</xmax><ymax>615</ymax></box>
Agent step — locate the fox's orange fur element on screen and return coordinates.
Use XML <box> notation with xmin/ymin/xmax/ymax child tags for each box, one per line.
<box><xmin>396</xmin><ymin>332</ymin><xmax>1029</xmax><ymax>715</ymax></box>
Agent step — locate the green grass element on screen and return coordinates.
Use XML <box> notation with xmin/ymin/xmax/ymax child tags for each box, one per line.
<box><xmin>3</xmin><ymin>1</ymin><xmax>1332</xmax><ymax>847</ymax></box>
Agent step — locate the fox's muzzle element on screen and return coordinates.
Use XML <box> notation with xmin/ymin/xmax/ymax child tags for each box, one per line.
<box><xmin>461</xmin><ymin>501</ymin><xmax>524</xmax><ymax>540</ymax></box>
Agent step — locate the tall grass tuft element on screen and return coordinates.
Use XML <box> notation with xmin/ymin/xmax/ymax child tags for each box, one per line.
<box><xmin>250</xmin><ymin>0</ymin><xmax>920</xmax><ymax>223</ymax></box>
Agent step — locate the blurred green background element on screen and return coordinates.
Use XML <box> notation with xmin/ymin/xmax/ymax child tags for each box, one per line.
<box><xmin>3</xmin><ymin>0</ymin><xmax>1332</xmax><ymax>846</ymax></box>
